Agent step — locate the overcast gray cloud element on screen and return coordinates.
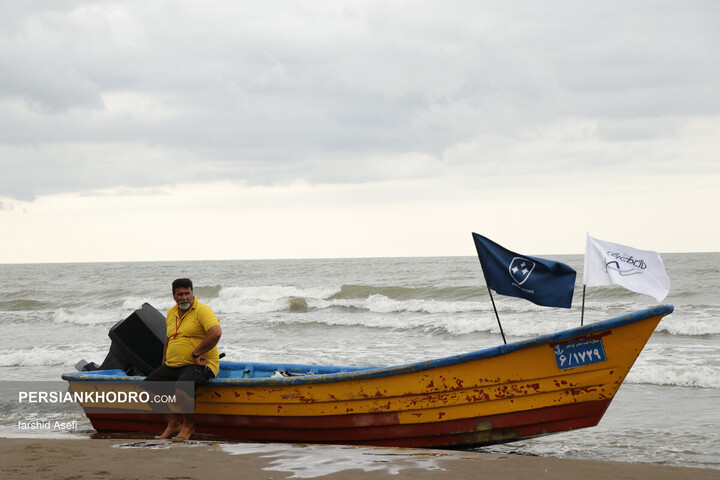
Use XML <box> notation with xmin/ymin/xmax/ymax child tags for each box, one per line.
<box><xmin>1</xmin><ymin>0</ymin><xmax>719</xmax><ymax>201</ymax></box>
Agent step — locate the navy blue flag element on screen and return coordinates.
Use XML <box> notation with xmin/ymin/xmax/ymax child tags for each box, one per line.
<box><xmin>472</xmin><ymin>233</ymin><xmax>576</xmax><ymax>308</ymax></box>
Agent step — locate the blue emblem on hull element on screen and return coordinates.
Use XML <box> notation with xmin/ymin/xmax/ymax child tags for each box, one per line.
<box><xmin>553</xmin><ymin>338</ymin><xmax>607</xmax><ymax>370</ymax></box>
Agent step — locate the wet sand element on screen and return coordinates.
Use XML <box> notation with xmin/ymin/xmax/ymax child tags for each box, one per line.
<box><xmin>1</xmin><ymin>437</ymin><xmax>719</xmax><ymax>479</ymax></box>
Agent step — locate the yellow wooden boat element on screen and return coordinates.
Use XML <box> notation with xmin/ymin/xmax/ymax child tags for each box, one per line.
<box><xmin>62</xmin><ymin>304</ymin><xmax>672</xmax><ymax>448</ymax></box>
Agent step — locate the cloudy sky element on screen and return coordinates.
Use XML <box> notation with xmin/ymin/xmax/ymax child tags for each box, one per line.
<box><xmin>1</xmin><ymin>0</ymin><xmax>718</xmax><ymax>263</ymax></box>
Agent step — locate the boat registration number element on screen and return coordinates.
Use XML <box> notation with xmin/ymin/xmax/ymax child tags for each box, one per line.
<box><xmin>553</xmin><ymin>338</ymin><xmax>607</xmax><ymax>370</ymax></box>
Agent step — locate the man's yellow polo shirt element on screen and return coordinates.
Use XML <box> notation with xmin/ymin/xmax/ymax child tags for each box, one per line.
<box><xmin>165</xmin><ymin>297</ymin><xmax>220</xmax><ymax>376</ymax></box>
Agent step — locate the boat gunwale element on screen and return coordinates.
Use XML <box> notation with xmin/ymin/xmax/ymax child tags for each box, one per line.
<box><xmin>62</xmin><ymin>304</ymin><xmax>673</xmax><ymax>386</ymax></box>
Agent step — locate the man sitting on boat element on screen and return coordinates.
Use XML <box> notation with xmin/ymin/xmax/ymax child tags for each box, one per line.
<box><xmin>143</xmin><ymin>278</ymin><xmax>222</xmax><ymax>440</ymax></box>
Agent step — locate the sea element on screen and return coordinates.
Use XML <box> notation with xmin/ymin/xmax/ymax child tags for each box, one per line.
<box><xmin>1</xmin><ymin>253</ymin><xmax>718</xmax><ymax>470</ymax></box>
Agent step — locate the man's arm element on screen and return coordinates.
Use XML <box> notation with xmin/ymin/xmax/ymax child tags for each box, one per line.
<box><xmin>191</xmin><ymin>325</ymin><xmax>222</xmax><ymax>365</ymax></box>
<box><xmin>162</xmin><ymin>337</ymin><xmax>169</xmax><ymax>365</ymax></box>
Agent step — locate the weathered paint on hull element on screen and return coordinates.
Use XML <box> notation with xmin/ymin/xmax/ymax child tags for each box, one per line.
<box><xmin>65</xmin><ymin>306</ymin><xmax>672</xmax><ymax>449</ymax></box>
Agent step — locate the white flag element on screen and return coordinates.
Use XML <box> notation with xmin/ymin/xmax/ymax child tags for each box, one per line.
<box><xmin>583</xmin><ymin>234</ymin><xmax>670</xmax><ymax>302</ymax></box>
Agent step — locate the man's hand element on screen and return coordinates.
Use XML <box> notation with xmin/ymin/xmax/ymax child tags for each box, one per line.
<box><xmin>193</xmin><ymin>354</ymin><xmax>209</xmax><ymax>366</ymax></box>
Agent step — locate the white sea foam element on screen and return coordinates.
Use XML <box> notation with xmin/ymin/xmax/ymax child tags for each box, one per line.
<box><xmin>121</xmin><ymin>297</ymin><xmax>172</xmax><ymax>312</ymax></box>
<box><xmin>209</xmin><ymin>285</ymin><xmax>339</xmax><ymax>314</ymax></box>
<box><xmin>221</xmin><ymin>443</ymin><xmax>448</xmax><ymax>478</ymax></box>
<box><xmin>626</xmin><ymin>364</ymin><xmax>720</xmax><ymax>389</ymax></box>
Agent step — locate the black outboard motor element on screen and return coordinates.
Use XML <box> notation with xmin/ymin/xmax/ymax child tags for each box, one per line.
<box><xmin>75</xmin><ymin>303</ymin><xmax>166</xmax><ymax>376</ymax></box>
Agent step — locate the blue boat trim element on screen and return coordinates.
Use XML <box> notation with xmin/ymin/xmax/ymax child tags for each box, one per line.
<box><xmin>62</xmin><ymin>305</ymin><xmax>673</xmax><ymax>386</ymax></box>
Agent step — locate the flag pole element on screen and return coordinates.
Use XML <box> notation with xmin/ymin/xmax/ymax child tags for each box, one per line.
<box><xmin>487</xmin><ymin>287</ymin><xmax>507</xmax><ymax>345</ymax></box>
<box><xmin>580</xmin><ymin>285</ymin><xmax>586</xmax><ymax>326</ymax></box>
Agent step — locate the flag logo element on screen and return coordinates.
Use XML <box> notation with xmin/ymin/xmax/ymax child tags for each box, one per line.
<box><xmin>509</xmin><ymin>257</ymin><xmax>535</xmax><ymax>285</ymax></box>
<box><xmin>583</xmin><ymin>234</ymin><xmax>670</xmax><ymax>302</ymax></box>
<box><xmin>605</xmin><ymin>251</ymin><xmax>647</xmax><ymax>276</ymax></box>
<box><xmin>605</xmin><ymin>260</ymin><xmax>643</xmax><ymax>276</ymax></box>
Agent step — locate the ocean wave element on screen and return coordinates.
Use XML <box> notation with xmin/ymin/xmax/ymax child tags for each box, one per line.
<box><xmin>232</xmin><ymin>308</ymin><xmax>579</xmax><ymax>339</ymax></box>
<box><xmin>657</xmin><ymin>314</ymin><xmax>720</xmax><ymax>336</ymax></box>
<box><xmin>194</xmin><ymin>284</ymin><xmax>223</xmax><ymax>298</ymax></box>
<box><xmin>121</xmin><ymin>297</ymin><xmax>173</xmax><ymax>312</ymax></box>
<box><xmin>204</xmin><ymin>283</ymin><xmax>719</xmax><ymax>336</ymax></box>
<box><xmin>313</xmin><ymin>294</ymin><xmax>487</xmax><ymax>315</ymax></box>
<box><xmin>0</xmin><ymin>345</ymin><xmax>106</xmax><ymax>368</ymax></box>
<box><xmin>626</xmin><ymin>364</ymin><xmax>720</xmax><ymax>389</ymax></box>
<box><xmin>208</xmin><ymin>283</ymin><xmax>565</xmax><ymax>316</ymax></box>
<box><xmin>51</xmin><ymin>309</ymin><xmax>124</xmax><ymax>326</ymax></box>
<box><xmin>0</xmin><ymin>299</ymin><xmax>51</xmax><ymax>311</ymax></box>
<box><xmin>329</xmin><ymin>284</ymin><xmax>483</xmax><ymax>302</ymax></box>
<box><xmin>208</xmin><ymin>285</ymin><xmax>339</xmax><ymax>315</ymax></box>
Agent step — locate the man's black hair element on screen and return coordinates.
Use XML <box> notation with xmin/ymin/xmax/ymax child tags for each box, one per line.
<box><xmin>172</xmin><ymin>278</ymin><xmax>193</xmax><ymax>293</ymax></box>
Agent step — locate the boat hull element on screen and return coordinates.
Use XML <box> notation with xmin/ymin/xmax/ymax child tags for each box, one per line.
<box><xmin>63</xmin><ymin>305</ymin><xmax>672</xmax><ymax>449</ymax></box>
<box><xmin>83</xmin><ymin>398</ymin><xmax>611</xmax><ymax>448</ymax></box>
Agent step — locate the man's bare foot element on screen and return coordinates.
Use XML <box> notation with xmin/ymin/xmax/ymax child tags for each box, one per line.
<box><xmin>172</xmin><ymin>425</ymin><xmax>195</xmax><ymax>441</ymax></box>
<box><xmin>154</xmin><ymin>422</ymin><xmax>182</xmax><ymax>439</ymax></box>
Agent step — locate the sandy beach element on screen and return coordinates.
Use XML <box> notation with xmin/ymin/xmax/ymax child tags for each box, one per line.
<box><xmin>1</xmin><ymin>437</ymin><xmax>718</xmax><ymax>480</ymax></box>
